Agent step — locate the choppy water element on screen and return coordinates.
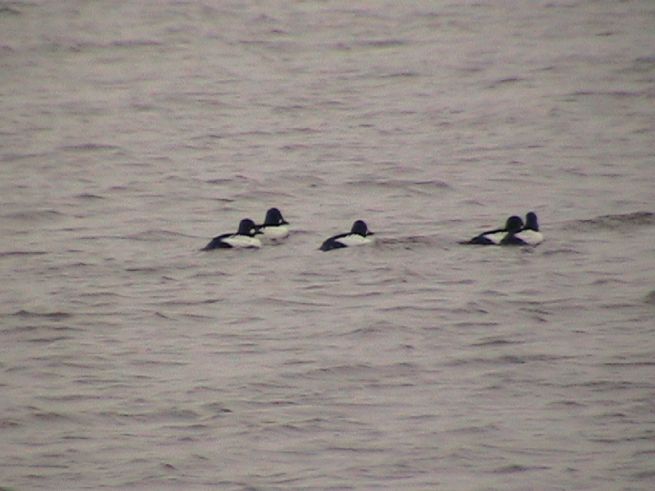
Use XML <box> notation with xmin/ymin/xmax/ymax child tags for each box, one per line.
<box><xmin>1</xmin><ymin>1</ymin><xmax>655</xmax><ymax>490</ymax></box>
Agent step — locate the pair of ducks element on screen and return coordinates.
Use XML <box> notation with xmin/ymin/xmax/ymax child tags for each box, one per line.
<box><xmin>462</xmin><ymin>212</ymin><xmax>543</xmax><ymax>246</ymax></box>
<box><xmin>202</xmin><ymin>208</ymin><xmax>290</xmax><ymax>250</ymax></box>
<box><xmin>202</xmin><ymin>208</ymin><xmax>374</xmax><ymax>252</ymax></box>
<box><xmin>203</xmin><ymin>209</ymin><xmax>542</xmax><ymax>252</ymax></box>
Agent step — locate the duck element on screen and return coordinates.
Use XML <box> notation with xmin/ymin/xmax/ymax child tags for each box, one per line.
<box><xmin>498</xmin><ymin>216</ymin><xmax>529</xmax><ymax>245</ymax></box>
<box><xmin>256</xmin><ymin>207</ymin><xmax>289</xmax><ymax>242</ymax></box>
<box><xmin>463</xmin><ymin>215</ymin><xmax>524</xmax><ymax>245</ymax></box>
<box><xmin>513</xmin><ymin>211</ymin><xmax>543</xmax><ymax>246</ymax></box>
<box><xmin>202</xmin><ymin>218</ymin><xmax>262</xmax><ymax>250</ymax></box>
<box><xmin>320</xmin><ymin>220</ymin><xmax>375</xmax><ymax>251</ymax></box>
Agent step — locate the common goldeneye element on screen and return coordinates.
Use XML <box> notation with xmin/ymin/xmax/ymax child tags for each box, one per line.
<box><xmin>202</xmin><ymin>218</ymin><xmax>262</xmax><ymax>250</ymax></box>
<box><xmin>320</xmin><ymin>220</ymin><xmax>375</xmax><ymax>251</ymax></box>
<box><xmin>256</xmin><ymin>207</ymin><xmax>289</xmax><ymax>242</ymax></box>
<box><xmin>513</xmin><ymin>211</ymin><xmax>543</xmax><ymax>245</ymax></box>
<box><xmin>463</xmin><ymin>215</ymin><xmax>524</xmax><ymax>245</ymax></box>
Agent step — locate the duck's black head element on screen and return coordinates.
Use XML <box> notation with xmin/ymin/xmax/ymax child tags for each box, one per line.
<box><xmin>237</xmin><ymin>218</ymin><xmax>260</xmax><ymax>236</ymax></box>
<box><xmin>265</xmin><ymin>207</ymin><xmax>288</xmax><ymax>226</ymax></box>
<box><xmin>351</xmin><ymin>219</ymin><xmax>373</xmax><ymax>236</ymax></box>
<box><xmin>505</xmin><ymin>216</ymin><xmax>524</xmax><ymax>233</ymax></box>
<box><xmin>525</xmin><ymin>212</ymin><xmax>539</xmax><ymax>231</ymax></box>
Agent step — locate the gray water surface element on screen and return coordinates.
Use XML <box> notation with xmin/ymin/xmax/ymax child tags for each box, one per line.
<box><xmin>1</xmin><ymin>1</ymin><xmax>655</xmax><ymax>490</ymax></box>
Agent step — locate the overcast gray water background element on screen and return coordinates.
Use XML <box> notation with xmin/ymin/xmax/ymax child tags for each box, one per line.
<box><xmin>1</xmin><ymin>1</ymin><xmax>655</xmax><ymax>490</ymax></box>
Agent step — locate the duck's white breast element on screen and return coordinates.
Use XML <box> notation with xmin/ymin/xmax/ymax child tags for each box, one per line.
<box><xmin>262</xmin><ymin>226</ymin><xmax>289</xmax><ymax>241</ymax></box>
<box><xmin>223</xmin><ymin>235</ymin><xmax>262</xmax><ymax>248</ymax></box>
<box><xmin>515</xmin><ymin>230</ymin><xmax>543</xmax><ymax>245</ymax></box>
<box><xmin>335</xmin><ymin>234</ymin><xmax>374</xmax><ymax>247</ymax></box>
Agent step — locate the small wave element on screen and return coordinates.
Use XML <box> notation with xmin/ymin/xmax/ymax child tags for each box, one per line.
<box><xmin>355</xmin><ymin>39</ymin><xmax>407</xmax><ymax>48</ymax></box>
<box><xmin>446</xmin><ymin>352</ymin><xmax>571</xmax><ymax>368</ymax></box>
<box><xmin>487</xmin><ymin>76</ymin><xmax>527</xmax><ymax>89</ymax></box>
<box><xmin>470</xmin><ymin>337</ymin><xmax>522</xmax><ymax>347</ymax></box>
<box><xmin>190</xmin><ymin>271</ymin><xmax>229</xmax><ymax>279</ymax></box>
<box><xmin>340</xmin><ymin>325</ymin><xmax>387</xmax><ymax>338</ymax></box>
<box><xmin>541</xmin><ymin>247</ymin><xmax>582</xmax><ymax>256</ymax></box>
<box><xmin>9</xmin><ymin>310</ymin><xmax>72</xmax><ymax>320</ymax></box>
<box><xmin>1</xmin><ymin>151</ymin><xmax>50</xmax><ymax>162</ymax></box>
<box><xmin>0</xmin><ymin>418</ymin><xmax>20</xmax><ymax>429</ymax></box>
<box><xmin>26</xmin><ymin>335</ymin><xmax>72</xmax><ymax>344</ymax></box>
<box><xmin>109</xmin><ymin>39</ymin><xmax>163</xmax><ymax>49</ymax></box>
<box><xmin>306</xmin><ymin>363</ymin><xmax>374</xmax><ymax>378</ymax></box>
<box><xmin>179</xmin><ymin>312</ymin><xmax>215</xmax><ymax>321</ymax></box>
<box><xmin>46</xmin><ymin>38</ymin><xmax>162</xmax><ymax>54</ymax></box>
<box><xmin>3</xmin><ymin>209</ymin><xmax>64</xmax><ymax>221</ymax></box>
<box><xmin>492</xmin><ymin>464</ymin><xmax>550</xmax><ymax>474</ymax></box>
<box><xmin>644</xmin><ymin>290</ymin><xmax>655</xmax><ymax>305</ymax></box>
<box><xmin>444</xmin><ymin>423</ymin><xmax>500</xmax><ymax>435</ymax></box>
<box><xmin>565</xmin><ymin>211</ymin><xmax>655</xmax><ymax>231</ymax></box>
<box><xmin>74</xmin><ymin>193</ymin><xmax>105</xmax><ymax>200</ymax></box>
<box><xmin>379</xmin><ymin>71</ymin><xmax>420</xmax><ymax>79</ymax></box>
<box><xmin>3</xmin><ymin>324</ymin><xmax>79</xmax><ymax>336</ymax></box>
<box><xmin>124</xmin><ymin>266</ymin><xmax>164</xmax><ymax>273</ymax></box>
<box><xmin>0</xmin><ymin>250</ymin><xmax>47</xmax><ymax>258</ymax></box>
<box><xmin>156</xmin><ymin>298</ymin><xmax>222</xmax><ymax>307</ymax></box>
<box><xmin>254</xmin><ymin>297</ymin><xmax>333</xmax><ymax>308</ymax></box>
<box><xmin>634</xmin><ymin>55</ymin><xmax>655</xmax><ymax>65</ymax></box>
<box><xmin>547</xmin><ymin>399</ymin><xmax>585</xmax><ymax>409</ymax></box>
<box><xmin>126</xmin><ymin>229</ymin><xmax>192</xmax><ymax>241</ymax></box>
<box><xmin>567</xmin><ymin>88</ymin><xmax>644</xmax><ymax>99</ymax></box>
<box><xmin>604</xmin><ymin>361</ymin><xmax>655</xmax><ymax>368</ymax></box>
<box><xmin>569</xmin><ymin>380</ymin><xmax>647</xmax><ymax>391</ymax></box>
<box><xmin>198</xmin><ymin>401</ymin><xmax>232</xmax><ymax>414</ymax></box>
<box><xmin>376</xmin><ymin>235</ymin><xmax>441</xmax><ymax>249</ymax></box>
<box><xmin>346</xmin><ymin>178</ymin><xmax>451</xmax><ymax>194</ymax></box>
<box><xmin>0</xmin><ymin>5</ymin><xmax>21</xmax><ymax>16</ymax></box>
<box><xmin>29</xmin><ymin>408</ymin><xmax>78</xmax><ymax>423</ymax></box>
<box><xmin>205</xmin><ymin>178</ymin><xmax>233</xmax><ymax>185</ymax></box>
<box><xmin>59</xmin><ymin>143</ymin><xmax>122</xmax><ymax>152</ymax></box>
